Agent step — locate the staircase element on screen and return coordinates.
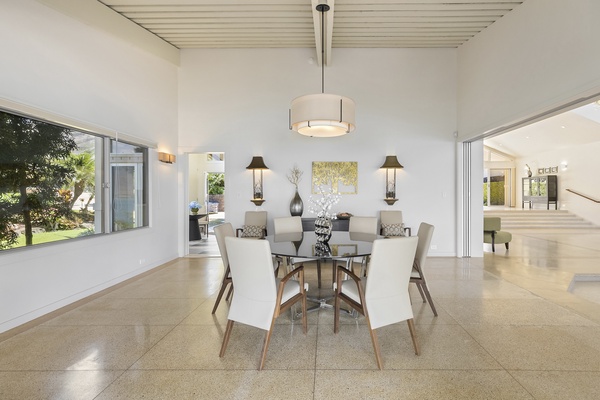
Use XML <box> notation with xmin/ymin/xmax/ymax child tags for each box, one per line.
<box><xmin>484</xmin><ymin>209</ymin><xmax>600</xmax><ymax>230</ymax></box>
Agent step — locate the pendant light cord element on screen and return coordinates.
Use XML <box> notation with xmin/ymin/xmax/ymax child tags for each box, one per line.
<box><xmin>316</xmin><ymin>4</ymin><xmax>330</xmax><ymax>94</ymax></box>
<box><xmin>321</xmin><ymin>7</ymin><xmax>325</xmax><ymax>94</ymax></box>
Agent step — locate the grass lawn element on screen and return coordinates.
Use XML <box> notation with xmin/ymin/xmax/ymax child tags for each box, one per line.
<box><xmin>12</xmin><ymin>228</ymin><xmax>92</xmax><ymax>248</ymax></box>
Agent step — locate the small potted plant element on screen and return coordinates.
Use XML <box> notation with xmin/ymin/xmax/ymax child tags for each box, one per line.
<box><xmin>189</xmin><ymin>200</ymin><xmax>201</xmax><ymax>215</ymax></box>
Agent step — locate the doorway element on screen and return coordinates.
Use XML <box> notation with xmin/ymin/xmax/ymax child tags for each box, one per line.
<box><xmin>483</xmin><ymin>168</ymin><xmax>511</xmax><ymax>207</ymax></box>
<box><xmin>188</xmin><ymin>152</ymin><xmax>225</xmax><ymax>256</ymax></box>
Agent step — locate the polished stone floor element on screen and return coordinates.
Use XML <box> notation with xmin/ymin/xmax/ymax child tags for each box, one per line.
<box><xmin>1</xmin><ymin>228</ymin><xmax>600</xmax><ymax>399</ymax></box>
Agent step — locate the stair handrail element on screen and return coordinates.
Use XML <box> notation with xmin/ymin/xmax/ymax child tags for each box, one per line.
<box><xmin>566</xmin><ymin>189</ymin><xmax>600</xmax><ymax>203</ymax></box>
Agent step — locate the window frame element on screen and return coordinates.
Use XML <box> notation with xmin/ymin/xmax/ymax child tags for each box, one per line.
<box><xmin>0</xmin><ymin>104</ymin><xmax>154</xmax><ymax>252</ymax></box>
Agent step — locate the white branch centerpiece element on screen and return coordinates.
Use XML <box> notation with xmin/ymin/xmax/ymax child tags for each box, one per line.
<box><xmin>308</xmin><ymin>186</ymin><xmax>341</xmax><ymax>243</ymax></box>
<box><xmin>287</xmin><ymin>165</ymin><xmax>304</xmax><ymax>216</ymax></box>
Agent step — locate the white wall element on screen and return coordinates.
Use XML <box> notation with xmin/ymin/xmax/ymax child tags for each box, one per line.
<box><xmin>179</xmin><ymin>48</ymin><xmax>458</xmax><ymax>256</ymax></box>
<box><xmin>0</xmin><ymin>1</ymin><xmax>179</xmax><ymax>333</ymax></box>
<box><xmin>456</xmin><ymin>0</ymin><xmax>600</xmax><ymax>255</ymax></box>
<box><xmin>458</xmin><ymin>0</ymin><xmax>600</xmax><ymax>140</ymax></box>
<box><xmin>10</xmin><ymin>0</ymin><xmax>600</xmax><ymax>334</ymax></box>
<box><xmin>458</xmin><ymin>0</ymin><xmax>600</xmax><ymax>141</ymax></box>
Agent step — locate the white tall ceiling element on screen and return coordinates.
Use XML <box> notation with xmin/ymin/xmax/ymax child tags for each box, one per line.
<box><xmin>484</xmin><ymin>102</ymin><xmax>600</xmax><ymax>158</ymax></box>
<box><xmin>98</xmin><ymin>0</ymin><xmax>524</xmax><ymax>63</ymax></box>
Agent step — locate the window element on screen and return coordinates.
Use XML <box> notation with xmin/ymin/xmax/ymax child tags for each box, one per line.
<box><xmin>110</xmin><ymin>140</ymin><xmax>148</xmax><ymax>232</ymax></box>
<box><xmin>0</xmin><ymin>109</ymin><xmax>149</xmax><ymax>251</ymax></box>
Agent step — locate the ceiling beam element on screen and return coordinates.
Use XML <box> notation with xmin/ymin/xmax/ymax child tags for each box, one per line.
<box><xmin>311</xmin><ymin>0</ymin><xmax>334</xmax><ymax>66</ymax></box>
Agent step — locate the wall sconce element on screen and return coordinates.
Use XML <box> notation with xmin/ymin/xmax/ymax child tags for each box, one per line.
<box><xmin>380</xmin><ymin>155</ymin><xmax>404</xmax><ymax>205</ymax></box>
<box><xmin>158</xmin><ymin>152</ymin><xmax>176</xmax><ymax>164</ymax></box>
<box><xmin>246</xmin><ymin>156</ymin><xmax>268</xmax><ymax>206</ymax></box>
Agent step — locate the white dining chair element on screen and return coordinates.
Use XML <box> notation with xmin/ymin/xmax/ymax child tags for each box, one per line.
<box><xmin>334</xmin><ymin>236</ymin><xmax>419</xmax><ymax>369</ymax></box>
<box><xmin>345</xmin><ymin>216</ymin><xmax>378</xmax><ymax>277</ymax></box>
<box><xmin>212</xmin><ymin>223</ymin><xmax>235</xmax><ymax>314</ymax></box>
<box><xmin>349</xmin><ymin>216</ymin><xmax>378</xmax><ymax>235</ymax></box>
<box><xmin>273</xmin><ymin>216</ymin><xmax>303</xmax><ymax>235</ymax></box>
<box><xmin>379</xmin><ymin>210</ymin><xmax>411</xmax><ymax>236</ymax></box>
<box><xmin>411</xmin><ymin>222</ymin><xmax>437</xmax><ymax>316</ymax></box>
<box><xmin>219</xmin><ymin>237</ymin><xmax>307</xmax><ymax>370</ymax></box>
<box><xmin>236</xmin><ymin>210</ymin><xmax>267</xmax><ymax>238</ymax></box>
<box><xmin>379</xmin><ymin>210</ymin><xmax>403</xmax><ymax>225</ymax></box>
<box><xmin>273</xmin><ymin>216</ymin><xmax>323</xmax><ymax>288</ymax></box>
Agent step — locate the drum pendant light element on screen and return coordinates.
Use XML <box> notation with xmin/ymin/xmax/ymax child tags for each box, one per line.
<box><xmin>289</xmin><ymin>4</ymin><xmax>355</xmax><ymax>137</ymax></box>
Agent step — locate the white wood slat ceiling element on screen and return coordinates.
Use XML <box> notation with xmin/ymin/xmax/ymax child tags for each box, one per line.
<box><xmin>98</xmin><ymin>0</ymin><xmax>524</xmax><ymax>51</ymax></box>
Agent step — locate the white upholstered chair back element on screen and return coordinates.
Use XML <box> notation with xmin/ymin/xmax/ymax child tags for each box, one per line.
<box><xmin>414</xmin><ymin>223</ymin><xmax>434</xmax><ymax>276</ymax></box>
<box><xmin>245</xmin><ymin>211</ymin><xmax>267</xmax><ymax>227</ymax></box>
<box><xmin>225</xmin><ymin>236</ymin><xmax>278</xmax><ymax>330</ymax></box>
<box><xmin>410</xmin><ymin>222</ymin><xmax>437</xmax><ymax>316</ymax></box>
<box><xmin>365</xmin><ymin>236</ymin><xmax>418</xmax><ymax>329</ymax></box>
<box><xmin>214</xmin><ymin>223</ymin><xmax>235</xmax><ymax>271</ymax></box>
<box><xmin>349</xmin><ymin>216</ymin><xmax>378</xmax><ymax>235</ymax></box>
<box><xmin>273</xmin><ymin>216</ymin><xmax>303</xmax><ymax>235</ymax></box>
<box><xmin>379</xmin><ymin>210</ymin><xmax>403</xmax><ymax>225</ymax></box>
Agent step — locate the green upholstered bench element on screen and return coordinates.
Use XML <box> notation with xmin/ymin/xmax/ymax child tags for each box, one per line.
<box><xmin>483</xmin><ymin>217</ymin><xmax>512</xmax><ymax>252</ymax></box>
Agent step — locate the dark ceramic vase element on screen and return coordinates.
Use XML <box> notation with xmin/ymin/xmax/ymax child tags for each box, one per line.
<box><xmin>290</xmin><ymin>189</ymin><xmax>303</xmax><ymax>216</ymax></box>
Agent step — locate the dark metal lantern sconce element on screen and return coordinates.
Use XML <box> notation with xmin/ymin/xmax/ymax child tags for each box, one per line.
<box><xmin>380</xmin><ymin>155</ymin><xmax>404</xmax><ymax>205</ymax></box>
<box><xmin>246</xmin><ymin>156</ymin><xmax>268</xmax><ymax>206</ymax></box>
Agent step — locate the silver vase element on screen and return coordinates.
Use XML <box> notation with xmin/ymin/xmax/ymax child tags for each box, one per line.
<box><xmin>290</xmin><ymin>188</ymin><xmax>303</xmax><ymax>216</ymax></box>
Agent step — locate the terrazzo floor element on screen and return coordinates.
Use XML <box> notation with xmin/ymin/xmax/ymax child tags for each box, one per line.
<box><xmin>1</xmin><ymin>227</ymin><xmax>600</xmax><ymax>399</ymax></box>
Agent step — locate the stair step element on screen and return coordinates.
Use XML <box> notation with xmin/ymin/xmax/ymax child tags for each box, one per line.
<box><xmin>503</xmin><ymin>225</ymin><xmax>597</xmax><ymax>229</ymax></box>
<box><xmin>501</xmin><ymin>219</ymin><xmax>589</xmax><ymax>224</ymax></box>
<box><xmin>484</xmin><ymin>209</ymin><xmax>600</xmax><ymax>230</ymax></box>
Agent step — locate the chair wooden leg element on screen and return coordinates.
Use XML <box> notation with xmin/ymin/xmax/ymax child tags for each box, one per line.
<box><xmin>259</xmin><ymin>321</ymin><xmax>276</xmax><ymax>371</ymax></box>
<box><xmin>219</xmin><ymin>319</ymin><xmax>235</xmax><ymax>357</ymax></box>
<box><xmin>211</xmin><ymin>280</ymin><xmax>231</xmax><ymax>314</ymax></box>
<box><xmin>366</xmin><ymin>318</ymin><xmax>383</xmax><ymax>370</ymax></box>
<box><xmin>225</xmin><ymin>286</ymin><xmax>234</xmax><ymax>302</ymax></box>
<box><xmin>505</xmin><ymin>242</ymin><xmax>509</xmax><ymax>250</ymax></box>
<box><xmin>416</xmin><ymin>282</ymin><xmax>426</xmax><ymax>302</ymax></box>
<box><xmin>407</xmin><ymin>318</ymin><xmax>420</xmax><ymax>356</ymax></box>
<box><xmin>421</xmin><ymin>282</ymin><xmax>438</xmax><ymax>316</ymax></box>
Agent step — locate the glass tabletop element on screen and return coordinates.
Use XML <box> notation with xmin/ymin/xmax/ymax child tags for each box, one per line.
<box><xmin>265</xmin><ymin>231</ymin><xmax>378</xmax><ymax>260</ymax></box>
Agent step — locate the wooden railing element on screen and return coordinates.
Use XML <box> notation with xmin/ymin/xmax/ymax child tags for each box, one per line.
<box><xmin>566</xmin><ymin>189</ymin><xmax>600</xmax><ymax>203</ymax></box>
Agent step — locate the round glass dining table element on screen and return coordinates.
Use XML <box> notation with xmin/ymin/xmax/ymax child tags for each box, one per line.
<box><xmin>265</xmin><ymin>231</ymin><xmax>378</xmax><ymax>261</ymax></box>
<box><xmin>265</xmin><ymin>231</ymin><xmax>378</xmax><ymax>315</ymax></box>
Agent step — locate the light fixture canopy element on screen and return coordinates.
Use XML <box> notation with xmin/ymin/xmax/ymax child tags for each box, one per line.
<box><xmin>380</xmin><ymin>155</ymin><xmax>404</xmax><ymax>205</ymax></box>
<box><xmin>289</xmin><ymin>3</ymin><xmax>356</xmax><ymax>138</ymax></box>
<box><xmin>246</xmin><ymin>156</ymin><xmax>268</xmax><ymax>206</ymax></box>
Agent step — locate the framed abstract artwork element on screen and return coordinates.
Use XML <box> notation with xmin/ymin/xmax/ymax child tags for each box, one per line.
<box><xmin>312</xmin><ymin>161</ymin><xmax>358</xmax><ymax>194</ymax></box>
